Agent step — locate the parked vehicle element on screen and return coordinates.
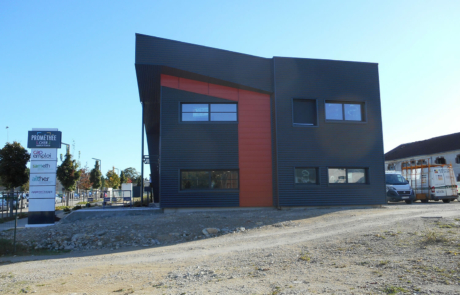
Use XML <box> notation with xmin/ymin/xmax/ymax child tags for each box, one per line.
<box><xmin>385</xmin><ymin>171</ymin><xmax>415</xmax><ymax>204</ymax></box>
<box><xmin>401</xmin><ymin>163</ymin><xmax>458</xmax><ymax>203</ymax></box>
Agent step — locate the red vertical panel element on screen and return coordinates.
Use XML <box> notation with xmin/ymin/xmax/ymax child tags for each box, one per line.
<box><xmin>159</xmin><ymin>75</ymin><xmax>273</xmax><ymax>207</ymax></box>
<box><xmin>161</xmin><ymin>74</ymin><xmax>179</xmax><ymax>89</ymax></box>
<box><xmin>238</xmin><ymin>89</ymin><xmax>273</xmax><ymax>207</ymax></box>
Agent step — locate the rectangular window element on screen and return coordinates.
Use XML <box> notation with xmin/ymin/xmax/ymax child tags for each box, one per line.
<box><xmin>325</xmin><ymin>102</ymin><xmax>364</xmax><ymax>122</ymax></box>
<box><xmin>295</xmin><ymin>168</ymin><xmax>318</xmax><ymax>184</ymax></box>
<box><xmin>293</xmin><ymin>99</ymin><xmax>317</xmax><ymax>126</ymax></box>
<box><xmin>328</xmin><ymin>168</ymin><xmax>367</xmax><ymax>184</ymax></box>
<box><xmin>181</xmin><ymin>103</ymin><xmax>237</xmax><ymax>122</ymax></box>
<box><xmin>180</xmin><ymin>170</ymin><xmax>239</xmax><ymax>190</ymax></box>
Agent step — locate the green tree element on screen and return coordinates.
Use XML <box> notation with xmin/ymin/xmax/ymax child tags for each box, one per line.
<box><xmin>123</xmin><ymin>167</ymin><xmax>140</xmax><ymax>183</ymax></box>
<box><xmin>106</xmin><ymin>170</ymin><xmax>120</xmax><ymax>189</ymax></box>
<box><xmin>89</xmin><ymin>161</ymin><xmax>102</xmax><ymax>189</ymax></box>
<box><xmin>101</xmin><ymin>176</ymin><xmax>105</xmax><ymax>190</ymax></box>
<box><xmin>119</xmin><ymin>171</ymin><xmax>126</xmax><ymax>188</ymax></box>
<box><xmin>0</xmin><ymin>142</ymin><xmax>30</xmax><ymax>216</ymax></box>
<box><xmin>56</xmin><ymin>153</ymin><xmax>81</xmax><ymax>206</ymax></box>
<box><xmin>21</xmin><ymin>168</ymin><xmax>30</xmax><ymax>192</ymax></box>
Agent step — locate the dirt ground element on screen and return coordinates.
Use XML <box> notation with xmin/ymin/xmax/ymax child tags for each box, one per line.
<box><xmin>1</xmin><ymin>202</ymin><xmax>460</xmax><ymax>295</ymax></box>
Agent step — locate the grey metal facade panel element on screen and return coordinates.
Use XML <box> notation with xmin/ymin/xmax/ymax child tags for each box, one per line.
<box><xmin>160</xmin><ymin>87</ymin><xmax>239</xmax><ymax>208</ymax></box>
<box><xmin>135</xmin><ymin>34</ymin><xmax>273</xmax><ymax>93</ymax></box>
<box><xmin>273</xmin><ymin>57</ymin><xmax>386</xmax><ymax>206</ymax></box>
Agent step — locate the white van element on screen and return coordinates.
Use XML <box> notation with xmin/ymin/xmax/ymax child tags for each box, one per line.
<box><xmin>402</xmin><ymin>164</ymin><xmax>458</xmax><ymax>203</ymax></box>
<box><xmin>385</xmin><ymin>171</ymin><xmax>415</xmax><ymax>204</ymax></box>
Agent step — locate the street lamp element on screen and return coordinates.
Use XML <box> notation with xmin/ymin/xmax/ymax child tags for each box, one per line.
<box><xmin>61</xmin><ymin>142</ymin><xmax>70</xmax><ymax>155</ymax></box>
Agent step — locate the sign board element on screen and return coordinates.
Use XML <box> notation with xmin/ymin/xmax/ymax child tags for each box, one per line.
<box><xmin>27</xmin><ymin>131</ymin><xmax>62</xmax><ymax>148</ymax></box>
<box><xmin>30</xmin><ymin>149</ymin><xmax>57</xmax><ymax>161</ymax></box>
<box><xmin>104</xmin><ymin>197</ymin><xmax>110</xmax><ymax>202</ymax></box>
<box><xmin>30</xmin><ymin>173</ymin><xmax>57</xmax><ymax>186</ymax></box>
<box><xmin>87</xmin><ymin>197</ymin><xmax>93</xmax><ymax>202</ymax></box>
<box><xmin>29</xmin><ymin>186</ymin><xmax>56</xmax><ymax>199</ymax></box>
<box><xmin>123</xmin><ymin>197</ymin><xmax>131</xmax><ymax>201</ymax></box>
<box><xmin>30</xmin><ymin>160</ymin><xmax>57</xmax><ymax>174</ymax></box>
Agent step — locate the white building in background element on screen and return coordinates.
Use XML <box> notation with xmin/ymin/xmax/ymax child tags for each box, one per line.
<box><xmin>385</xmin><ymin>132</ymin><xmax>460</xmax><ymax>181</ymax></box>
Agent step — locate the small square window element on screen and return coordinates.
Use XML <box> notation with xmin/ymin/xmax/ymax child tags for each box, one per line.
<box><xmin>325</xmin><ymin>101</ymin><xmax>365</xmax><ymax>122</ymax></box>
<box><xmin>295</xmin><ymin>168</ymin><xmax>318</xmax><ymax>184</ymax></box>
<box><xmin>293</xmin><ymin>99</ymin><xmax>317</xmax><ymax>126</ymax></box>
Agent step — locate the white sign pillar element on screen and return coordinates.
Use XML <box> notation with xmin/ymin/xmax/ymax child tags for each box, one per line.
<box><xmin>27</xmin><ymin>128</ymin><xmax>60</xmax><ymax>227</ymax></box>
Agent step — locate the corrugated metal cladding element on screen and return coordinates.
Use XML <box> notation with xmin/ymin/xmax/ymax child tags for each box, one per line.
<box><xmin>273</xmin><ymin>57</ymin><xmax>386</xmax><ymax>206</ymax></box>
<box><xmin>135</xmin><ymin>34</ymin><xmax>273</xmax><ymax>93</ymax></box>
<box><xmin>160</xmin><ymin>87</ymin><xmax>239</xmax><ymax>208</ymax></box>
<box><xmin>135</xmin><ymin>34</ymin><xmax>386</xmax><ymax>208</ymax></box>
<box><xmin>160</xmin><ymin>75</ymin><xmax>273</xmax><ymax>207</ymax></box>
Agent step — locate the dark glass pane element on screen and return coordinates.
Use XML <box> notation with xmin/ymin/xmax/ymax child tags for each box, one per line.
<box><xmin>344</xmin><ymin>104</ymin><xmax>362</xmax><ymax>121</ymax></box>
<box><xmin>211</xmin><ymin>170</ymin><xmax>238</xmax><ymax>189</ymax></box>
<box><xmin>293</xmin><ymin>99</ymin><xmax>317</xmax><ymax>125</ymax></box>
<box><xmin>348</xmin><ymin>169</ymin><xmax>366</xmax><ymax>183</ymax></box>
<box><xmin>182</xmin><ymin>104</ymin><xmax>208</xmax><ymax>112</ymax></box>
<box><xmin>328</xmin><ymin>168</ymin><xmax>346</xmax><ymax>183</ymax></box>
<box><xmin>182</xmin><ymin>113</ymin><xmax>209</xmax><ymax>121</ymax></box>
<box><xmin>210</xmin><ymin>113</ymin><xmax>237</xmax><ymax>121</ymax></box>
<box><xmin>295</xmin><ymin>168</ymin><xmax>317</xmax><ymax>184</ymax></box>
<box><xmin>181</xmin><ymin>171</ymin><xmax>209</xmax><ymax>189</ymax></box>
<box><xmin>211</xmin><ymin>104</ymin><xmax>237</xmax><ymax>112</ymax></box>
<box><xmin>325</xmin><ymin>103</ymin><xmax>343</xmax><ymax>120</ymax></box>
<box><xmin>231</xmin><ymin>180</ymin><xmax>239</xmax><ymax>189</ymax></box>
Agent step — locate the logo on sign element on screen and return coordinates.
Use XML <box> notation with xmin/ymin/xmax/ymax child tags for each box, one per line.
<box><xmin>31</xmin><ymin>190</ymin><xmax>53</xmax><ymax>194</ymax></box>
<box><xmin>32</xmin><ymin>176</ymin><xmax>50</xmax><ymax>182</ymax></box>
<box><xmin>32</xmin><ymin>163</ymin><xmax>51</xmax><ymax>169</ymax></box>
<box><xmin>33</xmin><ymin>150</ymin><xmax>52</xmax><ymax>159</ymax></box>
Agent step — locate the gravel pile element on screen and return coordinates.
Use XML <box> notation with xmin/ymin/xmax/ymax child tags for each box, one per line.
<box><xmin>0</xmin><ymin>209</ymin><xmax>300</xmax><ymax>252</ymax></box>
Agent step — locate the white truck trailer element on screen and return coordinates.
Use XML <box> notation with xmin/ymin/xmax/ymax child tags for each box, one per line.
<box><xmin>401</xmin><ymin>163</ymin><xmax>458</xmax><ymax>203</ymax></box>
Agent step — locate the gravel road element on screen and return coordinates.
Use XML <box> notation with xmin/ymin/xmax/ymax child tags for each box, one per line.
<box><xmin>1</xmin><ymin>202</ymin><xmax>459</xmax><ymax>295</ymax></box>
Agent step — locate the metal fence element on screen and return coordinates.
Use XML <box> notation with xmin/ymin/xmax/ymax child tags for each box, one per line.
<box><xmin>0</xmin><ymin>192</ymin><xmax>22</xmax><ymax>255</ymax></box>
<box><xmin>102</xmin><ymin>190</ymin><xmax>132</xmax><ymax>208</ymax></box>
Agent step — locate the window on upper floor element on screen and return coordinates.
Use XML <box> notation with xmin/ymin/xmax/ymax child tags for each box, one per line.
<box><xmin>416</xmin><ymin>160</ymin><xmax>427</xmax><ymax>166</ymax></box>
<box><xmin>292</xmin><ymin>99</ymin><xmax>317</xmax><ymax>126</ymax></box>
<box><xmin>325</xmin><ymin>101</ymin><xmax>365</xmax><ymax>122</ymax></box>
<box><xmin>180</xmin><ymin>170</ymin><xmax>239</xmax><ymax>190</ymax></box>
<box><xmin>455</xmin><ymin>155</ymin><xmax>460</xmax><ymax>164</ymax></box>
<box><xmin>435</xmin><ymin>157</ymin><xmax>446</xmax><ymax>164</ymax></box>
<box><xmin>328</xmin><ymin>168</ymin><xmax>367</xmax><ymax>184</ymax></box>
<box><xmin>387</xmin><ymin>164</ymin><xmax>396</xmax><ymax>171</ymax></box>
<box><xmin>181</xmin><ymin>103</ymin><xmax>237</xmax><ymax>122</ymax></box>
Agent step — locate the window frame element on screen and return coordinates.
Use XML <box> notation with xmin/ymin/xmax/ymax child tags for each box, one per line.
<box><xmin>455</xmin><ymin>154</ymin><xmax>460</xmax><ymax>164</ymax></box>
<box><xmin>327</xmin><ymin>167</ymin><xmax>369</xmax><ymax>185</ymax></box>
<box><xmin>324</xmin><ymin>101</ymin><xmax>367</xmax><ymax>123</ymax></box>
<box><xmin>291</xmin><ymin>98</ymin><xmax>319</xmax><ymax>127</ymax></box>
<box><xmin>294</xmin><ymin>167</ymin><xmax>319</xmax><ymax>185</ymax></box>
<box><xmin>179</xmin><ymin>169</ymin><xmax>239</xmax><ymax>191</ymax></box>
<box><xmin>180</xmin><ymin>102</ymin><xmax>238</xmax><ymax>123</ymax></box>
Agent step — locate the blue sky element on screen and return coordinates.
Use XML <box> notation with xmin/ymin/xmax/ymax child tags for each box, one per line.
<box><xmin>1</xmin><ymin>0</ymin><xmax>459</xmax><ymax>176</ymax></box>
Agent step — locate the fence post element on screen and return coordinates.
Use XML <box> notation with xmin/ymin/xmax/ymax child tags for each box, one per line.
<box><xmin>13</xmin><ymin>194</ymin><xmax>18</xmax><ymax>253</ymax></box>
